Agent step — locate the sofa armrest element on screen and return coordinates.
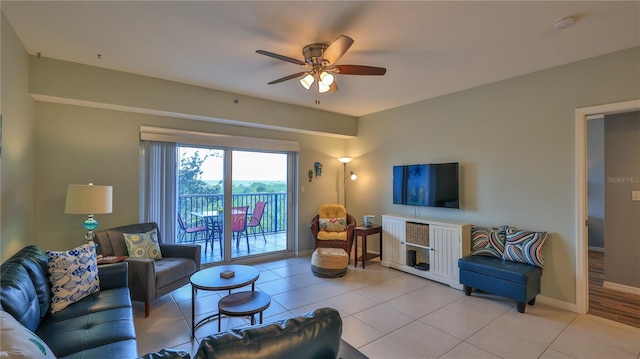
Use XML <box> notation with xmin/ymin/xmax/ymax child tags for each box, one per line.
<box><xmin>98</xmin><ymin>262</ymin><xmax>129</xmax><ymax>290</ymax></box>
<box><xmin>160</xmin><ymin>244</ymin><xmax>201</xmax><ymax>271</ymax></box>
<box><xmin>125</xmin><ymin>258</ymin><xmax>156</xmax><ymax>302</ymax></box>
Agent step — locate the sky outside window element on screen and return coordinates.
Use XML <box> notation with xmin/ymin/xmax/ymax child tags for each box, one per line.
<box><xmin>179</xmin><ymin>147</ymin><xmax>286</xmax><ymax>181</ymax></box>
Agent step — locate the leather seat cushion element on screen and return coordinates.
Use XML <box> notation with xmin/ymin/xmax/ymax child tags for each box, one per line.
<box><xmin>36</xmin><ymin>306</ymin><xmax>136</xmax><ymax>358</ymax></box>
<box><xmin>41</xmin><ymin>288</ymin><xmax>132</xmax><ymax>322</ymax></box>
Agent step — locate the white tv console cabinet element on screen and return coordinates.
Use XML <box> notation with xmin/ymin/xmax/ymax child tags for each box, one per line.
<box><xmin>381</xmin><ymin>214</ymin><xmax>471</xmax><ymax>290</ymax></box>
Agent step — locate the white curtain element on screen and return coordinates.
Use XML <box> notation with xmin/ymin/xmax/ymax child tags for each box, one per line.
<box><xmin>142</xmin><ymin>140</ymin><xmax>178</xmax><ymax>243</ymax></box>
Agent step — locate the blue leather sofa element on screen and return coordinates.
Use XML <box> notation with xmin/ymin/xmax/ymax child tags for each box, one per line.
<box><xmin>458</xmin><ymin>255</ymin><xmax>542</xmax><ymax>313</ymax></box>
<box><xmin>0</xmin><ymin>245</ymin><xmax>138</xmax><ymax>358</ymax></box>
<box><xmin>194</xmin><ymin>307</ymin><xmax>343</xmax><ymax>359</ymax></box>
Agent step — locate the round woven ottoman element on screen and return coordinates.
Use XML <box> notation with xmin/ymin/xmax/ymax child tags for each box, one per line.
<box><xmin>311</xmin><ymin>248</ymin><xmax>349</xmax><ymax>278</ymax></box>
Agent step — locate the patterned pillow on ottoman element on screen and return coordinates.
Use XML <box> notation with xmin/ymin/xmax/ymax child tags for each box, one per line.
<box><xmin>470</xmin><ymin>225</ymin><xmax>507</xmax><ymax>258</ymax></box>
<box><xmin>502</xmin><ymin>230</ymin><xmax>548</xmax><ymax>268</ymax></box>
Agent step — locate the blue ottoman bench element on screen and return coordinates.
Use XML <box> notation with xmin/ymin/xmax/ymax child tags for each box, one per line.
<box><xmin>458</xmin><ymin>255</ymin><xmax>542</xmax><ymax>313</ymax></box>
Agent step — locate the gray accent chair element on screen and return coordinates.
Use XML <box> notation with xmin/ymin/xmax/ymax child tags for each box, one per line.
<box><xmin>94</xmin><ymin>222</ymin><xmax>201</xmax><ymax>317</ymax></box>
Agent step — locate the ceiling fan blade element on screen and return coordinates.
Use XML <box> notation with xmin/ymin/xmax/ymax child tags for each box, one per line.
<box><xmin>256</xmin><ymin>50</ymin><xmax>306</xmax><ymax>66</ymax></box>
<box><xmin>321</xmin><ymin>35</ymin><xmax>354</xmax><ymax>65</ymax></box>
<box><xmin>267</xmin><ymin>72</ymin><xmax>308</xmax><ymax>85</ymax></box>
<box><xmin>335</xmin><ymin>65</ymin><xmax>387</xmax><ymax>76</ymax></box>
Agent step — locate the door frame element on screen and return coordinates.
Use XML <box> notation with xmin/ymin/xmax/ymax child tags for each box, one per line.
<box><xmin>574</xmin><ymin>99</ymin><xmax>640</xmax><ymax>314</ymax></box>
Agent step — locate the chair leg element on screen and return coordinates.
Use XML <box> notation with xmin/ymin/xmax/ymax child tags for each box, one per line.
<box><xmin>245</xmin><ymin>231</ymin><xmax>250</xmax><ymax>253</ymax></box>
<box><xmin>260</xmin><ymin>224</ymin><xmax>266</xmax><ymax>242</ymax></box>
<box><xmin>145</xmin><ymin>302</ymin><xmax>150</xmax><ymax>317</ymax></box>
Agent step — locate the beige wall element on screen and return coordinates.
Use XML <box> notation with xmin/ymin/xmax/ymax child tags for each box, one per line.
<box><xmin>29</xmin><ymin>57</ymin><xmax>358</xmax><ymax>138</ymax></box>
<box><xmin>3</xmin><ymin>13</ymin><xmax>640</xmax><ymax>305</ymax></box>
<box><xmin>347</xmin><ymin>47</ymin><xmax>640</xmax><ymax>304</ymax></box>
<box><xmin>33</xmin><ymin>101</ymin><xmax>348</xmax><ymax>252</ymax></box>
<box><xmin>1</xmin><ymin>12</ymin><xmax>36</xmax><ymax>261</ymax></box>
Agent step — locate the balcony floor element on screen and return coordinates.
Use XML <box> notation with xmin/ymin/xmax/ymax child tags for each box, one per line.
<box><xmin>183</xmin><ymin>232</ymin><xmax>288</xmax><ymax>264</ymax></box>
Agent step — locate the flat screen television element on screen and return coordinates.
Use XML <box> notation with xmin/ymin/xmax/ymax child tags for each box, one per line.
<box><xmin>393</xmin><ymin>162</ymin><xmax>460</xmax><ymax>208</ymax></box>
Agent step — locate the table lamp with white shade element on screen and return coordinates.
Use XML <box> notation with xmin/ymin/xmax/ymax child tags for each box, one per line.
<box><xmin>64</xmin><ymin>183</ymin><xmax>113</xmax><ymax>242</ymax></box>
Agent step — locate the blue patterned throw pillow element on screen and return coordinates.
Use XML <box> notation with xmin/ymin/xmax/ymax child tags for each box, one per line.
<box><xmin>46</xmin><ymin>243</ymin><xmax>100</xmax><ymax>313</ymax></box>
<box><xmin>470</xmin><ymin>225</ymin><xmax>507</xmax><ymax>258</ymax></box>
<box><xmin>124</xmin><ymin>228</ymin><xmax>162</xmax><ymax>259</ymax></box>
<box><xmin>502</xmin><ymin>230</ymin><xmax>548</xmax><ymax>268</ymax></box>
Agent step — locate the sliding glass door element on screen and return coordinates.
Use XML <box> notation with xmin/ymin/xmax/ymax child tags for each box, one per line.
<box><xmin>231</xmin><ymin>150</ymin><xmax>288</xmax><ymax>259</ymax></box>
<box><xmin>177</xmin><ymin>146</ymin><xmax>291</xmax><ymax>265</ymax></box>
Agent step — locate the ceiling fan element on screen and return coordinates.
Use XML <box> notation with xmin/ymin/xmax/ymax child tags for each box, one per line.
<box><xmin>256</xmin><ymin>35</ymin><xmax>386</xmax><ymax>94</ymax></box>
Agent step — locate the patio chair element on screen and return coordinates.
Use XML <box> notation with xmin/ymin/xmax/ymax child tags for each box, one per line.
<box><xmin>247</xmin><ymin>201</ymin><xmax>268</xmax><ymax>242</ymax></box>
<box><xmin>177</xmin><ymin>213</ymin><xmax>208</xmax><ymax>245</ymax></box>
<box><xmin>232</xmin><ymin>206</ymin><xmax>250</xmax><ymax>253</ymax></box>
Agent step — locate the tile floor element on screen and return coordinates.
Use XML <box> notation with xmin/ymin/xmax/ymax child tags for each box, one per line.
<box><xmin>133</xmin><ymin>256</ymin><xmax>640</xmax><ymax>359</ymax></box>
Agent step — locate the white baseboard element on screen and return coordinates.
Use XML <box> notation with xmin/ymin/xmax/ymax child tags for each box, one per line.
<box><xmin>536</xmin><ymin>294</ymin><xmax>576</xmax><ymax>312</ymax></box>
<box><xmin>298</xmin><ymin>249</ymin><xmax>314</xmax><ymax>257</ymax></box>
<box><xmin>603</xmin><ymin>281</ymin><xmax>640</xmax><ymax>295</ymax></box>
<box><xmin>588</xmin><ymin>246</ymin><xmax>605</xmax><ymax>252</ymax></box>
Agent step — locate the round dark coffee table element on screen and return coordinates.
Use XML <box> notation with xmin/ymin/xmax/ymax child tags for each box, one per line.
<box><xmin>217</xmin><ymin>291</ymin><xmax>271</xmax><ymax>331</ymax></box>
<box><xmin>190</xmin><ymin>264</ymin><xmax>259</xmax><ymax>338</ymax></box>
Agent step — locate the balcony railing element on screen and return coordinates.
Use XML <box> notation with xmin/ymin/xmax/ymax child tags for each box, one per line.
<box><xmin>178</xmin><ymin>193</ymin><xmax>287</xmax><ymax>234</ymax></box>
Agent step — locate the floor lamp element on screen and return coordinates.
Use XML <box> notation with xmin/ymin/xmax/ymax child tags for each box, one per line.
<box><xmin>337</xmin><ymin>157</ymin><xmax>357</xmax><ymax>208</ymax></box>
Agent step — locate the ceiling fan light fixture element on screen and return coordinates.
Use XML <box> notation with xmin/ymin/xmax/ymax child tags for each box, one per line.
<box><xmin>299</xmin><ymin>73</ymin><xmax>315</xmax><ymax>90</ymax></box>
<box><xmin>318</xmin><ymin>81</ymin><xmax>331</xmax><ymax>93</ymax></box>
<box><xmin>319</xmin><ymin>71</ymin><xmax>334</xmax><ymax>86</ymax></box>
<box><xmin>257</xmin><ymin>34</ymin><xmax>386</xmax><ymax>98</ymax></box>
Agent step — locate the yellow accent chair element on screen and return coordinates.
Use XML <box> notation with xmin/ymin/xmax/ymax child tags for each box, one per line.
<box><xmin>310</xmin><ymin>204</ymin><xmax>356</xmax><ymax>258</ymax></box>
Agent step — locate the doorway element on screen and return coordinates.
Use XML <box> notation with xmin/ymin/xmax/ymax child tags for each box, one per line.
<box><xmin>575</xmin><ymin>99</ymin><xmax>640</xmax><ymax>326</ymax></box>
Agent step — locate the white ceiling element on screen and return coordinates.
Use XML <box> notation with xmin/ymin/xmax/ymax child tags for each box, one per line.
<box><xmin>2</xmin><ymin>1</ymin><xmax>639</xmax><ymax>117</ymax></box>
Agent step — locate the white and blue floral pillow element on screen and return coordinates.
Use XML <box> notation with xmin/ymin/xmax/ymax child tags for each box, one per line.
<box><xmin>46</xmin><ymin>243</ymin><xmax>100</xmax><ymax>313</ymax></box>
<box><xmin>319</xmin><ymin>217</ymin><xmax>347</xmax><ymax>232</ymax></box>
